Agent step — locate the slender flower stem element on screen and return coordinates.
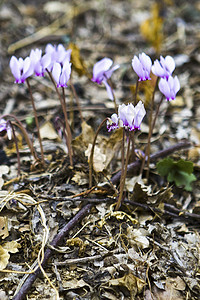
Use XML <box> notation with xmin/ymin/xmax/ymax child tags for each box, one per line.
<box><xmin>47</xmin><ymin>70</ymin><xmax>73</xmax><ymax>167</ymax></box>
<box><xmin>107</xmin><ymin>78</ymin><xmax>118</xmax><ymax>113</ymax></box>
<box><xmin>115</xmin><ymin>131</ymin><xmax>131</xmax><ymax>210</ymax></box>
<box><xmin>61</xmin><ymin>86</ymin><xmax>72</xmax><ymax>143</ymax></box>
<box><xmin>145</xmin><ymin>95</ymin><xmax>164</xmax><ymax>179</ymax></box>
<box><xmin>1</xmin><ymin>114</ymin><xmax>38</xmax><ymax>161</ymax></box>
<box><xmin>139</xmin><ymin>79</ymin><xmax>161</xmax><ymax>177</ymax></box>
<box><xmin>130</xmin><ymin>130</ymin><xmax>136</xmax><ymax>162</ymax></box>
<box><xmin>8</xmin><ymin>121</ymin><xmax>21</xmax><ymax>176</ymax></box>
<box><xmin>134</xmin><ymin>78</ymin><xmax>139</xmax><ymax>106</ymax></box>
<box><xmin>69</xmin><ymin>79</ymin><xmax>84</xmax><ymax>123</ymax></box>
<box><xmin>26</xmin><ymin>78</ymin><xmax>45</xmax><ymax>165</ymax></box>
<box><xmin>119</xmin><ymin>128</ymin><xmax>125</xmax><ymax>193</ymax></box>
<box><xmin>89</xmin><ymin>118</ymin><xmax>108</xmax><ymax>188</ymax></box>
<box><xmin>55</xmin><ymin>117</ymin><xmax>71</xmax><ymax>160</ymax></box>
<box><xmin>142</xmin><ymin>85</ymin><xmax>155</xmax><ymax>179</ymax></box>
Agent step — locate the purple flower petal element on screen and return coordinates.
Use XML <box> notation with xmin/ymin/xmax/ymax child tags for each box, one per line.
<box><xmin>158</xmin><ymin>76</ymin><xmax>180</xmax><ymax>101</ymax></box>
<box><xmin>164</xmin><ymin>55</ymin><xmax>175</xmax><ymax>74</ymax></box>
<box><xmin>152</xmin><ymin>55</ymin><xmax>175</xmax><ymax>79</ymax></box>
<box><xmin>107</xmin><ymin>113</ymin><xmax>119</xmax><ymax>131</ymax></box>
<box><xmin>52</xmin><ymin>62</ymin><xmax>61</xmax><ymax>86</ymax></box>
<box><xmin>9</xmin><ymin>56</ymin><xmax>21</xmax><ymax>82</ymax></box>
<box><xmin>132</xmin><ymin>53</ymin><xmax>152</xmax><ymax>81</ymax></box>
<box><xmin>92</xmin><ymin>58</ymin><xmax>113</xmax><ymax>83</ymax></box>
<box><xmin>102</xmin><ymin>79</ymin><xmax>114</xmax><ymax>100</ymax></box>
<box><xmin>134</xmin><ymin>101</ymin><xmax>146</xmax><ymax>130</ymax></box>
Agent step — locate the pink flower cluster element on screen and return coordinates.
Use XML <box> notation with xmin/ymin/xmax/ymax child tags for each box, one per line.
<box><xmin>93</xmin><ymin>53</ymin><xmax>180</xmax><ymax>102</ymax></box>
<box><xmin>131</xmin><ymin>53</ymin><xmax>180</xmax><ymax>101</ymax></box>
<box><xmin>9</xmin><ymin>44</ymin><xmax>72</xmax><ymax>87</ymax></box>
<box><xmin>107</xmin><ymin>101</ymin><xmax>146</xmax><ymax>132</ymax></box>
<box><xmin>10</xmin><ymin>44</ymin><xmax>180</xmax><ymax>103</ymax></box>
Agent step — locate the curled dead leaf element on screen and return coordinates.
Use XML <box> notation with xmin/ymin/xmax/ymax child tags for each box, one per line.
<box><xmin>109</xmin><ymin>273</ymin><xmax>146</xmax><ymax>297</ymax></box>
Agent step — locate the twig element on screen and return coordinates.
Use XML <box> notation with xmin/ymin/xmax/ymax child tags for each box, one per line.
<box><xmin>55</xmin><ymin>253</ymin><xmax>106</xmax><ymax>266</ymax></box>
<box><xmin>124</xmin><ymin>200</ymin><xmax>200</xmax><ymax>221</ymax></box>
<box><xmin>12</xmin><ymin>203</ymin><xmax>93</xmax><ymax>300</ymax></box>
<box><xmin>111</xmin><ymin>141</ymin><xmax>191</xmax><ymax>184</ymax></box>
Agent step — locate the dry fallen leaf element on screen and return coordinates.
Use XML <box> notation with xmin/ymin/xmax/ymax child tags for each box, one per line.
<box><xmin>85</xmin><ymin>143</ymin><xmax>107</xmax><ymax>172</ymax></box>
<box><xmin>0</xmin><ymin>217</ymin><xmax>9</xmax><ymax>239</ymax></box>
<box><xmin>127</xmin><ymin>227</ymin><xmax>149</xmax><ymax>249</ymax></box>
<box><xmin>40</xmin><ymin>121</ymin><xmax>61</xmax><ymax>140</ymax></box>
<box><xmin>3</xmin><ymin>241</ymin><xmax>21</xmax><ymax>254</ymax></box>
<box><xmin>109</xmin><ymin>273</ymin><xmax>146</xmax><ymax>297</ymax></box>
<box><xmin>0</xmin><ymin>241</ymin><xmax>21</xmax><ymax>270</ymax></box>
<box><xmin>0</xmin><ymin>246</ymin><xmax>10</xmax><ymax>270</ymax></box>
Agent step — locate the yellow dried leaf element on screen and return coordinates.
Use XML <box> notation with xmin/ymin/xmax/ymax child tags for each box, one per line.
<box><xmin>69</xmin><ymin>43</ymin><xmax>88</xmax><ymax>77</ymax></box>
<box><xmin>140</xmin><ymin>3</ymin><xmax>164</xmax><ymax>53</ymax></box>
<box><xmin>0</xmin><ymin>246</ymin><xmax>9</xmax><ymax>270</ymax></box>
<box><xmin>5</xmin><ymin>134</ymin><xmax>23</xmax><ymax>155</ymax></box>
<box><xmin>109</xmin><ymin>273</ymin><xmax>146</xmax><ymax>297</ymax></box>
<box><xmin>40</xmin><ymin>121</ymin><xmax>61</xmax><ymax>140</ymax></box>
<box><xmin>63</xmin><ymin>278</ymin><xmax>91</xmax><ymax>290</ymax></box>
<box><xmin>85</xmin><ymin>143</ymin><xmax>107</xmax><ymax>172</ymax></box>
<box><xmin>72</xmin><ymin>121</ymin><xmax>95</xmax><ymax>153</ymax></box>
<box><xmin>2</xmin><ymin>241</ymin><xmax>21</xmax><ymax>254</ymax></box>
<box><xmin>0</xmin><ymin>217</ymin><xmax>9</xmax><ymax>239</ymax></box>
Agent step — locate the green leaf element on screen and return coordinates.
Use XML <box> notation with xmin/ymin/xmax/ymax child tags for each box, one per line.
<box><xmin>174</xmin><ymin>171</ymin><xmax>196</xmax><ymax>191</ymax></box>
<box><xmin>175</xmin><ymin>159</ymin><xmax>193</xmax><ymax>174</ymax></box>
<box><xmin>156</xmin><ymin>157</ymin><xmax>174</xmax><ymax>177</ymax></box>
<box><xmin>156</xmin><ymin>158</ymin><xmax>196</xmax><ymax>191</ymax></box>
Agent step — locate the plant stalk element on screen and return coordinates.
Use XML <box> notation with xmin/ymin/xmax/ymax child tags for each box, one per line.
<box><xmin>115</xmin><ymin>131</ymin><xmax>131</xmax><ymax>210</ymax></box>
<box><xmin>89</xmin><ymin>118</ymin><xmax>108</xmax><ymax>188</ymax></box>
<box><xmin>26</xmin><ymin>79</ymin><xmax>45</xmax><ymax>165</ymax></box>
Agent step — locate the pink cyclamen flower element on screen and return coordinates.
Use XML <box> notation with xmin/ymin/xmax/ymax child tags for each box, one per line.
<box><xmin>0</xmin><ymin>119</ymin><xmax>12</xmax><ymax>140</ymax></box>
<box><xmin>45</xmin><ymin>43</ymin><xmax>72</xmax><ymax>71</ymax></box>
<box><xmin>132</xmin><ymin>53</ymin><xmax>152</xmax><ymax>81</ymax></box>
<box><xmin>29</xmin><ymin>48</ymin><xmax>51</xmax><ymax>77</ymax></box>
<box><xmin>107</xmin><ymin>113</ymin><xmax>119</xmax><ymax>132</ymax></box>
<box><xmin>133</xmin><ymin>100</ymin><xmax>146</xmax><ymax>130</ymax></box>
<box><xmin>152</xmin><ymin>55</ymin><xmax>175</xmax><ymax>79</ymax></box>
<box><xmin>119</xmin><ymin>101</ymin><xmax>146</xmax><ymax>131</ymax></box>
<box><xmin>158</xmin><ymin>76</ymin><xmax>180</xmax><ymax>101</ymax></box>
<box><xmin>91</xmin><ymin>57</ymin><xmax>119</xmax><ymax>101</ymax></box>
<box><xmin>118</xmin><ymin>103</ymin><xmax>135</xmax><ymax>129</ymax></box>
<box><xmin>52</xmin><ymin>61</ymin><xmax>71</xmax><ymax>88</ymax></box>
<box><xmin>108</xmin><ymin>101</ymin><xmax>146</xmax><ymax>132</ymax></box>
<box><xmin>9</xmin><ymin>56</ymin><xmax>33</xmax><ymax>84</ymax></box>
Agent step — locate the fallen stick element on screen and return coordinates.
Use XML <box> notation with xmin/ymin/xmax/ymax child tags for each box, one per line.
<box><xmin>13</xmin><ymin>203</ymin><xmax>92</xmax><ymax>300</ymax></box>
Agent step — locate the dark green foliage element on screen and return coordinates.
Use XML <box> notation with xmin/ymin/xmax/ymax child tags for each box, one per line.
<box><xmin>156</xmin><ymin>158</ymin><xmax>196</xmax><ymax>191</ymax></box>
